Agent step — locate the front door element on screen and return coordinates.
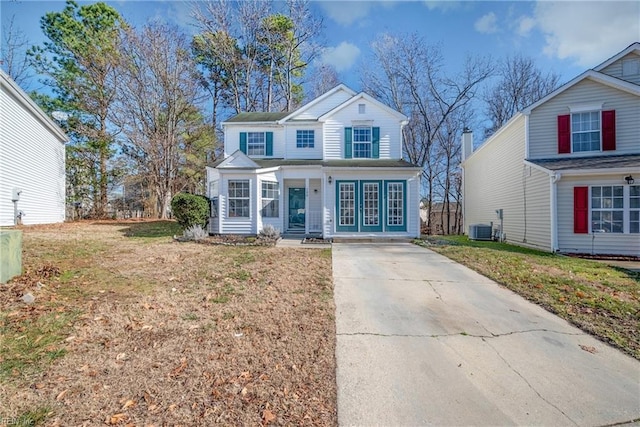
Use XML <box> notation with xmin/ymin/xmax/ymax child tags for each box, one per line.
<box><xmin>288</xmin><ymin>188</ymin><xmax>305</xmax><ymax>230</ymax></box>
<box><xmin>360</xmin><ymin>180</ymin><xmax>383</xmax><ymax>232</ymax></box>
<box><xmin>336</xmin><ymin>180</ymin><xmax>407</xmax><ymax>233</ymax></box>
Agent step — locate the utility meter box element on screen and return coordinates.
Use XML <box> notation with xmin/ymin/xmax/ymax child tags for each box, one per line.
<box><xmin>11</xmin><ymin>188</ymin><xmax>22</xmax><ymax>202</ymax></box>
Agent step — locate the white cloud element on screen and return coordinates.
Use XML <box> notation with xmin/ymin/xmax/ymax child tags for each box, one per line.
<box><xmin>317</xmin><ymin>1</ymin><xmax>374</xmax><ymax>26</ymax></box>
<box><xmin>534</xmin><ymin>1</ymin><xmax>640</xmax><ymax>67</ymax></box>
<box><xmin>474</xmin><ymin>12</ymin><xmax>498</xmax><ymax>34</ymax></box>
<box><xmin>321</xmin><ymin>42</ymin><xmax>361</xmax><ymax>72</ymax></box>
<box><xmin>516</xmin><ymin>16</ymin><xmax>536</xmax><ymax>37</ymax></box>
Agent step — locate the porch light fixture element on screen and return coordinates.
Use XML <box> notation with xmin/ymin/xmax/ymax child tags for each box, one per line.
<box><xmin>328</xmin><ymin>176</ymin><xmax>333</xmax><ymax>185</ymax></box>
<box><xmin>625</xmin><ymin>175</ymin><xmax>635</xmax><ymax>185</ymax></box>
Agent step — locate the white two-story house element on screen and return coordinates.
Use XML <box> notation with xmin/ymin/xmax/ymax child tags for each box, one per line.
<box><xmin>206</xmin><ymin>84</ymin><xmax>422</xmax><ymax>239</ymax></box>
<box><xmin>463</xmin><ymin>43</ymin><xmax>640</xmax><ymax>256</ymax></box>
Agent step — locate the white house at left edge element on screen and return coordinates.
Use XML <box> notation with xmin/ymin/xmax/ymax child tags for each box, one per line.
<box><xmin>206</xmin><ymin>84</ymin><xmax>422</xmax><ymax>239</ymax></box>
<box><xmin>0</xmin><ymin>70</ymin><xmax>67</xmax><ymax>226</ymax></box>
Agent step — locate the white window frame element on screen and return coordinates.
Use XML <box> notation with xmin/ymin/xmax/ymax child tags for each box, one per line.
<box><xmin>590</xmin><ymin>185</ymin><xmax>623</xmax><ymax>233</ymax></box>
<box><xmin>247</xmin><ymin>132</ymin><xmax>265</xmax><ymax>156</ymax></box>
<box><xmin>339</xmin><ymin>182</ymin><xmax>356</xmax><ymax>226</ymax></box>
<box><xmin>352</xmin><ymin>126</ymin><xmax>372</xmax><ymax>159</ymax></box>
<box><xmin>296</xmin><ymin>130</ymin><xmax>314</xmax><ymax>148</ymax></box>
<box><xmin>571</xmin><ymin>111</ymin><xmax>601</xmax><ymax>153</ymax></box>
<box><xmin>228</xmin><ymin>180</ymin><xmax>250</xmax><ymax>218</ymax></box>
<box><xmin>387</xmin><ymin>182</ymin><xmax>404</xmax><ymax>226</ymax></box>
<box><xmin>261</xmin><ymin>181</ymin><xmax>279</xmax><ymax>218</ymax></box>
<box><xmin>630</xmin><ymin>185</ymin><xmax>640</xmax><ymax>234</ymax></box>
<box><xmin>209</xmin><ymin>180</ymin><xmax>219</xmax><ymax>218</ymax></box>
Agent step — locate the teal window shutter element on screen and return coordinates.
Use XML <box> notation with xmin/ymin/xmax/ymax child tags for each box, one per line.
<box><xmin>372</xmin><ymin>127</ymin><xmax>380</xmax><ymax>158</ymax></box>
<box><xmin>240</xmin><ymin>132</ymin><xmax>247</xmax><ymax>154</ymax></box>
<box><xmin>265</xmin><ymin>132</ymin><xmax>273</xmax><ymax>156</ymax></box>
<box><xmin>344</xmin><ymin>127</ymin><xmax>352</xmax><ymax>159</ymax></box>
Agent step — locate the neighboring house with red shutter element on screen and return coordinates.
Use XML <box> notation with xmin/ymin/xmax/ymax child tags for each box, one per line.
<box><xmin>205</xmin><ymin>84</ymin><xmax>422</xmax><ymax>239</ymax></box>
<box><xmin>462</xmin><ymin>43</ymin><xmax>640</xmax><ymax>256</ymax></box>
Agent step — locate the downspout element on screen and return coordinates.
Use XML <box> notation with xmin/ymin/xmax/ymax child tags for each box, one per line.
<box><xmin>550</xmin><ymin>172</ymin><xmax>561</xmax><ymax>252</ymax></box>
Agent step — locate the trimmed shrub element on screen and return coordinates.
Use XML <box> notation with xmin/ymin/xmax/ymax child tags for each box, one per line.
<box><xmin>171</xmin><ymin>192</ymin><xmax>209</xmax><ymax>229</ymax></box>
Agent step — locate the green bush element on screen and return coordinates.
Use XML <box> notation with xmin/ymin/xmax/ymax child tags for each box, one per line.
<box><xmin>171</xmin><ymin>193</ymin><xmax>209</xmax><ymax>229</ymax></box>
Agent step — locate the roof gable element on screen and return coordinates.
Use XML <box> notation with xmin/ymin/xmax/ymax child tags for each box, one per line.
<box><xmin>214</xmin><ymin>150</ymin><xmax>260</xmax><ymax>169</ymax></box>
<box><xmin>522</xmin><ymin>70</ymin><xmax>640</xmax><ymax>114</ymax></box>
<box><xmin>278</xmin><ymin>84</ymin><xmax>357</xmax><ymax>123</ymax></box>
<box><xmin>594</xmin><ymin>42</ymin><xmax>640</xmax><ymax>71</ymax></box>
<box><xmin>318</xmin><ymin>92</ymin><xmax>408</xmax><ymax>123</ymax></box>
<box><xmin>0</xmin><ymin>70</ymin><xmax>67</xmax><ymax>143</ymax></box>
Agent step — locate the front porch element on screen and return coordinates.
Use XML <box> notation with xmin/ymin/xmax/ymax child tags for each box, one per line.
<box><xmin>281</xmin><ymin>178</ymin><xmax>323</xmax><ymax>235</ymax></box>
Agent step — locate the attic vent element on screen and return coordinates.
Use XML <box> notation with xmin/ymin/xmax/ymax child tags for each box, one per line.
<box><xmin>358</xmin><ymin>103</ymin><xmax>365</xmax><ymax>114</ymax></box>
<box><xmin>468</xmin><ymin>224</ymin><xmax>493</xmax><ymax>241</ymax></box>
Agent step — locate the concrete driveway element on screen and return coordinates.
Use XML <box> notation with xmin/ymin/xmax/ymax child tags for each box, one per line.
<box><xmin>333</xmin><ymin>243</ymin><xmax>640</xmax><ymax>426</ymax></box>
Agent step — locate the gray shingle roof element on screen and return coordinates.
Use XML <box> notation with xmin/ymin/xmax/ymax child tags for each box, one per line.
<box><xmin>527</xmin><ymin>154</ymin><xmax>640</xmax><ymax>171</ymax></box>
<box><xmin>253</xmin><ymin>159</ymin><xmax>419</xmax><ymax>168</ymax></box>
<box><xmin>224</xmin><ymin>112</ymin><xmax>290</xmax><ymax>123</ymax></box>
<box><xmin>210</xmin><ymin>158</ymin><xmax>420</xmax><ymax>169</ymax></box>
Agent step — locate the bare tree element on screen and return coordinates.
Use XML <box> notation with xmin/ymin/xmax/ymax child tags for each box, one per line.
<box><xmin>115</xmin><ymin>23</ymin><xmax>211</xmax><ymax>218</ymax></box>
<box><xmin>363</xmin><ymin>33</ymin><xmax>493</xmax><ymax>233</ymax></box>
<box><xmin>1</xmin><ymin>15</ymin><xmax>32</xmax><ymax>86</ymax></box>
<box><xmin>308</xmin><ymin>63</ymin><xmax>340</xmax><ymax>99</ymax></box>
<box><xmin>483</xmin><ymin>54</ymin><xmax>561</xmax><ymax>137</ymax></box>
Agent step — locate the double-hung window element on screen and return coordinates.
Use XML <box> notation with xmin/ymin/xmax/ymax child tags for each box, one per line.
<box><xmin>261</xmin><ymin>181</ymin><xmax>279</xmax><ymax>217</ymax></box>
<box><xmin>630</xmin><ymin>185</ymin><xmax>640</xmax><ymax>233</ymax></box>
<box><xmin>591</xmin><ymin>185</ymin><xmax>623</xmax><ymax>233</ymax></box>
<box><xmin>572</xmin><ymin>112</ymin><xmax>600</xmax><ymax>152</ymax></box>
<box><xmin>353</xmin><ymin>126</ymin><xmax>372</xmax><ymax>158</ymax></box>
<box><xmin>247</xmin><ymin>132</ymin><xmax>266</xmax><ymax>156</ymax></box>
<box><xmin>296</xmin><ymin>130</ymin><xmax>314</xmax><ymax>148</ymax></box>
<box><xmin>209</xmin><ymin>180</ymin><xmax>219</xmax><ymax>218</ymax></box>
<box><xmin>228</xmin><ymin>180</ymin><xmax>250</xmax><ymax>218</ymax></box>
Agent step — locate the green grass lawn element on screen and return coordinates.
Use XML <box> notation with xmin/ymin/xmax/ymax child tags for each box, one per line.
<box><xmin>416</xmin><ymin>235</ymin><xmax>640</xmax><ymax>360</ymax></box>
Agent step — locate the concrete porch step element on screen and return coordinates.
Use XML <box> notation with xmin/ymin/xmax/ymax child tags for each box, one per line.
<box><xmin>332</xmin><ymin>237</ymin><xmax>414</xmax><ymax>243</ymax></box>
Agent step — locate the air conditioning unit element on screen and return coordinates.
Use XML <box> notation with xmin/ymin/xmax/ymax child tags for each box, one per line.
<box><xmin>469</xmin><ymin>224</ymin><xmax>493</xmax><ymax>241</ymax></box>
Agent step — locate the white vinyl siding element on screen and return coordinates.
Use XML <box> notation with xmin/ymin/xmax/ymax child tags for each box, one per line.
<box><xmin>556</xmin><ymin>175</ymin><xmax>640</xmax><ymax>256</ymax></box>
<box><xmin>295</xmin><ymin>89</ymin><xmax>353</xmax><ymax>120</ymax></box>
<box><xmin>528</xmin><ymin>79</ymin><xmax>640</xmax><ymax>159</ymax></box>
<box><xmin>323</xmin><ymin>99</ymin><xmax>402</xmax><ymax>160</ymax></box>
<box><xmin>283</xmin><ymin>124</ymin><xmax>323</xmax><ymax>159</ymax></box>
<box><xmin>0</xmin><ymin>74</ymin><xmax>66</xmax><ymax>226</ymax></box>
<box><xmin>223</xmin><ymin>126</ymin><xmax>284</xmax><ymax>158</ymax></box>
<box><xmin>599</xmin><ymin>54</ymin><xmax>640</xmax><ymax>85</ymax></box>
<box><xmin>464</xmin><ymin>115</ymin><xmax>551</xmax><ymax>251</ymax></box>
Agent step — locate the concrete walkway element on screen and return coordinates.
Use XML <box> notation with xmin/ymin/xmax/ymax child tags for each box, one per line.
<box><xmin>333</xmin><ymin>243</ymin><xmax>640</xmax><ymax>426</ymax></box>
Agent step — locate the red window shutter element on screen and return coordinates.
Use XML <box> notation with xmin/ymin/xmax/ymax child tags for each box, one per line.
<box><xmin>574</xmin><ymin>186</ymin><xmax>589</xmax><ymax>234</ymax></box>
<box><xmin>602</xmin><ymin>110</ymin><xmax>616</xmax><ymax>151</ymax></box>
<box><xmin>558</xmin><ymin>115</ymin><xmax>571</xmax><ymax>154</ymax></box>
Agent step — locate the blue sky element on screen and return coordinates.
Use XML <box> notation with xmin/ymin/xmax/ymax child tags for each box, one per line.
<box><xmin>2</xmin><ymin>0</ymin><xmax>639</xmax><ymax>92</ymax></box>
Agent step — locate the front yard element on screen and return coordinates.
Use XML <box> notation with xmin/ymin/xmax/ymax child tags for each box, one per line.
<box><xmin>0</xmin><ymin>221</ymin><xmax>336</xmax><ymax>426</ymax></box>
<box><xmin>417</xmin><ymin>236</ymin><xmax>640</xmax><ymax>360</ymax></box>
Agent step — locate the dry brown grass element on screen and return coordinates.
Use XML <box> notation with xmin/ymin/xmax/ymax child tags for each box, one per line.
<box><xmin>0</xmin><ymin>221</ymin><xmax>336</xmax><ymax>426</ymax></box>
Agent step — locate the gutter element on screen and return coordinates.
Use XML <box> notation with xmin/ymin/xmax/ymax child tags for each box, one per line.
<box><xmin>550</xmin><ymin>172</ymin><xmax>562</xmax><ymax>252</ymax></box>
